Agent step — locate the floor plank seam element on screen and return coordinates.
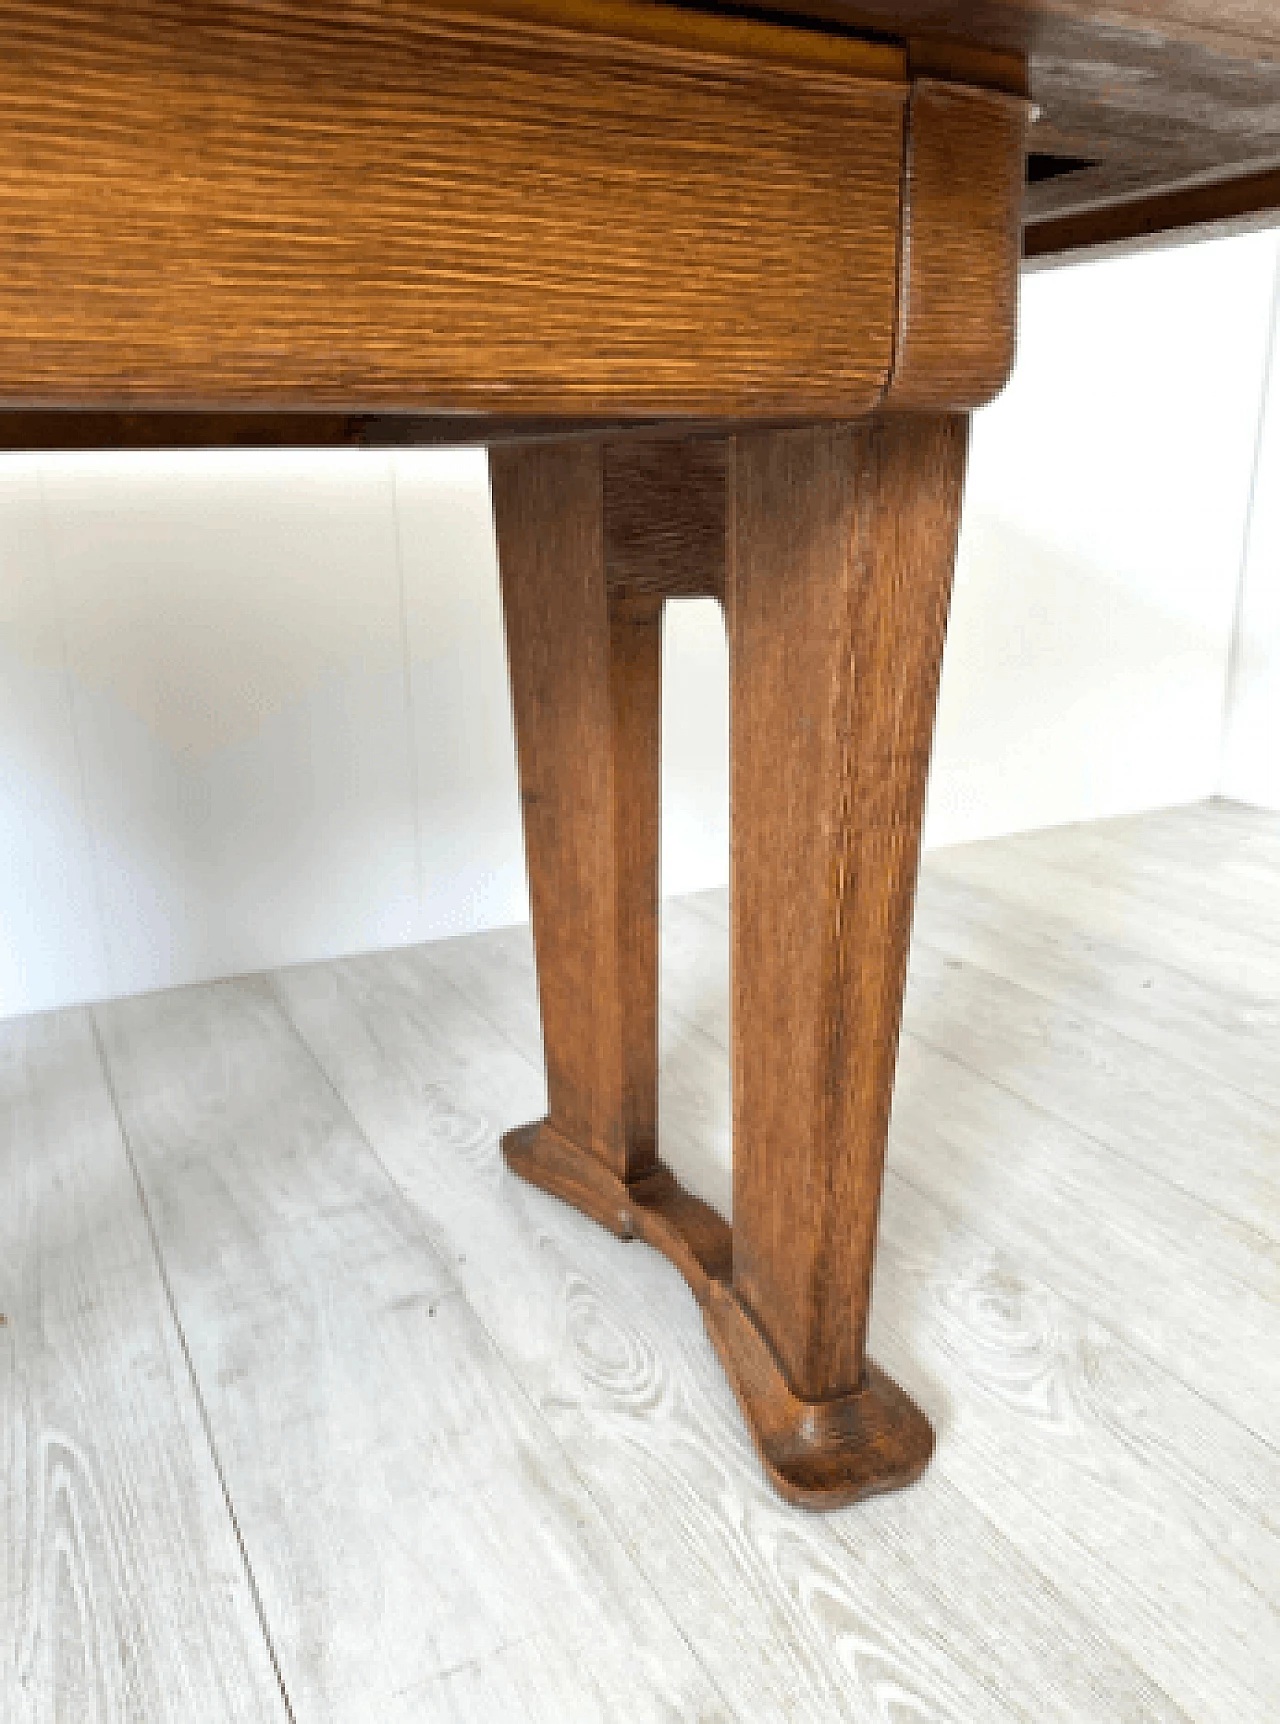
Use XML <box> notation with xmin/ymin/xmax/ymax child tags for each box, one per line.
<box><xmin>651</xmin><ymin>998</ymin><xmax>1280</xmax><ymax>1701</ymax></box>
<box><xmin>5</xmin><ymin>802</ymin><xmax>1262</xmax><ymax>1721</ymax></box>
<box><xmin>266</xmin><ymin>973</ymin><xmax>751</xmax><ymax>1724</ymax></box>
<box><xmin>676</xmin><ymin>872</ymin><xmax>1280</xmax><ymax>1115</ymax></box>
<box><xmin>392</xmin><ymin>952</ymin><xmax>1224</xmax><ymax>1719</ymax></box>
<box><xmin>888</xmin><ymin>1158</ymin><xmax>1280</xmax><ymax>1469</ymax></box>
<box><xmin>999</xmin><ymin>846</ymin><xmax>1280</xmax><ymax>962</ymax></box>
<box><xmin>656</xmin><ymin>966</ymin><xmax>1280</xmax><ymax>1461</ymax></box>
<box><xmin>909</xmin><ymin>927</ymin><xmax>1280</xmax><ymax>1116</ymax></box>
<box><xmin>86</xmin><ymin>1005</ymin><xmax>301</xmax><ymax>1724</ymax></box>
<box><xmin>931</xmin><ymin>852</ymin><xmax>1280</xmax><ymax>1004</ymax></box>
<box><xmin>901</xmin><ymin>1014</ymin><xmax>1280</xmax><ymax>1253</ymax></box>
<box><xmin>829</xmin><ymin>1486</ymin><xmax>1198</xmax><ymax>1724</ymax></box>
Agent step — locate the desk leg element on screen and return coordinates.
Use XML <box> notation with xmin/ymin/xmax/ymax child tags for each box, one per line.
<box><xmin>492</xmin><ymin>417</ymin><xmax>966</xmax><ymax>1508</ymax></box>
<box><xmin>489</xmin><ymin>441</ymin><xmax>661</xmax><ymax>1185</ymax></box>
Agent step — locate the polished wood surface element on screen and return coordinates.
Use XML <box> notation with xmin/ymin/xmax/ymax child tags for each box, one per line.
<box><xmin>0</xmin><ymin>0</ymin><xmax>909</xmax><ymax>418</ymax></box>
<box><xmin>0</xmin><ymin>0</ymin><xmax>1041</xmax><ymax>423</ymax></box>
<box><xmin>491</xmin><ymin>443</ymin><xmax>664</xmax><ymax>1182</ymax></box>
<box><xmin>728</xmin><ymin>416</ymin><xmax>968</xmax><ymax>1407</ymax></box>
<box><xmin>0</xmin><ymin>0</ymin><xmax>1269</xmax><ymax>446</ymax></box>
<box><xmin>882</xmin><ymin>79</ymin><xmax>1025</xmax><ymax>410</ymax></box>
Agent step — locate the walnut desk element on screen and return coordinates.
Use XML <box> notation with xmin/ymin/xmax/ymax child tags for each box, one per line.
<box><xmin>4</xmin><ymin>0</ymin><xmax>1277</xmax><ymax>1509</ymax></box>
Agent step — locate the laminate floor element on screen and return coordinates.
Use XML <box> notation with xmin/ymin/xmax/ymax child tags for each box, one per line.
<box><xmin>4</xmin><ymin>799</ymin><xmax>1277</xmax><ymax>1723</ymax></box>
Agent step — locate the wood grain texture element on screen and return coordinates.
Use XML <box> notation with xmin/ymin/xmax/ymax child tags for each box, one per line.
<box><xmin>92</xmin><ymin>976</ymin><xmax>735</xmax><ymax>1724</ymax></box>
<box><xmin>11</xmin><ymin>806</ymin><xmax>1271</xmax><ymax>1716</ymax></box>
<box><xmin>603</xmin><ymin>438</ymin><xmax>727</xmax><ymax>602</ymax></box>
<box><xmin>657</xmin><ymin>873</ymin><xmax>1280</xmax><ymax>1724</ymax></box>
<box><xmin>363</xmin><ymin>0</ymin><xmax>907</xmax><ymax>78</ymax></box>
<box><xmin>496</xmin><ymin>420</ymin><xmax>974</xmax><ymax>1505</ymax></box>
<box><xmin>0</xmin><ymin>0</ymin><xmax>909</xmax><ymax>417</ymax></box>
<box><xmin>902</xmin><ymin>937</ymin><xmax>1280</xmax><ymax>1243</ymax></box>
<box><xmin>273</xmin><ymin>922</ymin><xmax>1211</xmax><ymax>1724</ymax></box>
<box><xmin>910</xmin><ymin>864</ymin><xmax>1280</xmax><ymax>1115</ymax></box>
<box><xmin>872</xmin><ymin>1188</ymin><xmax>1280</xmax><ymax>1724</ymax></box>
<box><xmin>503</xmin><ymin>1119</ymin><xmax>734</xmax><ymax>1296</ymax></box>
<box><xmin>0</xmin><ymin>0</ymin><xmax>1271</xmax><ymax>436</ymax></box>
<box><xmin>493</xmin><ymin>433</ymin><xmax>873</xmax><ymax>1498</ymax></box>
<box><xmin>727</xmin><ymin>416</ymin><xmax>968</xmax><ymax>1403</ymax></box>
<box><xmin>0</xmin><ymin>1008</ymin><xmax>286</xmax><ymax>1724</ymax></box>
<box><xmin>885</xmin><ymin>80</ymin><xmax>1027</xmax><ymax>411</ymax></box>
<box><xmin>699</xmin><ymin>1286</ymin><xmax>933</xmax><ymax>1508</ymax></box>
<box><xmin>491</xmin><ymin>443</ymin><xmax>662</xmax><ymax>1181</ymax></box>
<box><xmin>679</xmin><ymin>872</ymin><xmax>1280</xmax><ymax>1448</ymax></box>
<box><xmin>728</xmin><ymin>0</ymin><xmax>1280</xmax><ymax>61</ymax></box>
<box><xmin>726</xmin><ymin>0</ymin><xmax>1280</xmax><ymax>255</ymax></box>
<box><xmin>888</xmin><ymin>1034</ymin><xmax>1280</xmax><ymax>1454</ymax></box>
<box><xmin>501</xmin><ymin>1117</ymin><xmax>934</xmax><ymax>1510</ymax></box>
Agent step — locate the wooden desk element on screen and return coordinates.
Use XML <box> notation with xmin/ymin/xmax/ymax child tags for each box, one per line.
<box><xmin>5</xmin><ymin>0</ymin><xmax>1275</xmax><ymax>1509</ymax></box>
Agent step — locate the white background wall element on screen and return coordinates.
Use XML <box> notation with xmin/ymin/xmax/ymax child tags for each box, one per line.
<box><xmin>1223</xmin><ymin>255</ymin><xmax>1280</xmax><ymax>810</ymax></box>
<box><xmin>2</xmin><ymin>228</ymin><xmax>1279</xmax><ymax>1022</ymax></box>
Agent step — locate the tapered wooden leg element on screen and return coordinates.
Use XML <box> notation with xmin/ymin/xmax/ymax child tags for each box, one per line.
<box><xmin>491</xmin><ymin>438</ymin><xmax>734</xmax><ymax>1292</ymax></box>
<box><xmin>492</xmin><ymin>419</ymin><xmax>966</xmax><ymax>1509</ymax></box>
<box><xmin>705</xmin><ymin>414</ymin><xmax>968</xmax><ymax>1505</ymax></box>
<box><xmin>490</xmin><ymin>441</ymin><xmax>660</xmax><ymax>1181</ymax></box>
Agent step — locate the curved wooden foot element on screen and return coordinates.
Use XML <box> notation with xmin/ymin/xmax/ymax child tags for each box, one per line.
<box><xmin>700</xmin><ymin>1285</ymin><xmax>934</xmax><ymax>1511</ymax></box>
<box><xmin>503</xmin><ymin>1119</ymin><xmax>933</xmax><ymax>1511</ymax></box>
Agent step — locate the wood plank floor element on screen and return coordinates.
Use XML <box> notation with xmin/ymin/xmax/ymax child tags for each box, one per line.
<box><xmin>3</xmin><ymin>799</ymin><xmax>1277</xmax><ymax>1723</ymax></box>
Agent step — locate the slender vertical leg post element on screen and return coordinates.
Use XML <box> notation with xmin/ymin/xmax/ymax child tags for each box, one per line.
<box><xmin>490</xmin><ymin>441</ymin><xmax>660</xmax><ymax>1182</ymax></box>
<box><xmin>491</xmin><ymin>438</ymin><xmax>733</xmax><ymax>1290</ymax></box>
<box><xmin>702</xmin><ymin>413</ymin><xmax>969</xmax><ymax>1503</ymax></box>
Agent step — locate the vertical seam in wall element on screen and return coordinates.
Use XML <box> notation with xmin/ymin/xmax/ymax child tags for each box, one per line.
<box><xmin>389</xmin><ymin>454</ymin><xmax>426</xmax><ymax>915</ymax></box>
<box><xmin>36</xmin><ymin>462</ymin><xmax>116</xmax><ymax>1002</ymax></box>
<box><xmin>1219</xmin><ymin>235</ymin><xmax>1280</xmax><ymax>793</ymax></box>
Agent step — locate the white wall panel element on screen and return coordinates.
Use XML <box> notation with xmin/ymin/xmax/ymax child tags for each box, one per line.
<box><xmin>0</xmin><ymin>459</ymin><xmax>106</xmax><ymax>1018</ymax></box>
<box><xmin>45</xmin><ymin>450</ymin><xmax>418</xmax><ymax>1000</ymax></box>
<box><xmin>662</xmin><ymin>599</ymin><xmax>730</xmax><ymax>899</ymax></box>
<box><xmin>394</xmin><ymin>448</ymin><xmax>529</xmax><ymax>941</ymax></box>
<box><xmin>1222</xmin><ymin>259</ymin><xmax>1280</xmax><ymax>811</ymax></box>
<box><xmin>928</xmin><ymin>228</ymin><xmax>1280</xmax><ymax>847</ymax></box>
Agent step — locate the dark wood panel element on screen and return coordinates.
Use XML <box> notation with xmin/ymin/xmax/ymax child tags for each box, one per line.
<box><xmin>0</xmin><ymin>410</ymin><xmax>699</xmax><ymax>451</ymax></box>
<box><xmin>724</xmin><ymin>0</ymin><xmax>1280</xmax><ymax>61</ymax></box>
<box><xmin>603</xmin><ymin>440</ymin><xmax>727</xmax><ymax>601</ymax></box>
<box><xmin>1024</xmin><ymin>165</ymin><xmax>1280</xmax><ymax>264</ymax></box>
<box><xmin>723</xmin><ymin>0</ymin><xmax>1280</xmax><ymax>250</ymax></box>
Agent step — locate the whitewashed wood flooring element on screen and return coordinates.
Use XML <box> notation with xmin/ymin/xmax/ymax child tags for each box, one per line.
<box><xmin>4</xmin><ymin>799</ymin><xmax>1278</xmax><ymax>1723</ymax></box>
